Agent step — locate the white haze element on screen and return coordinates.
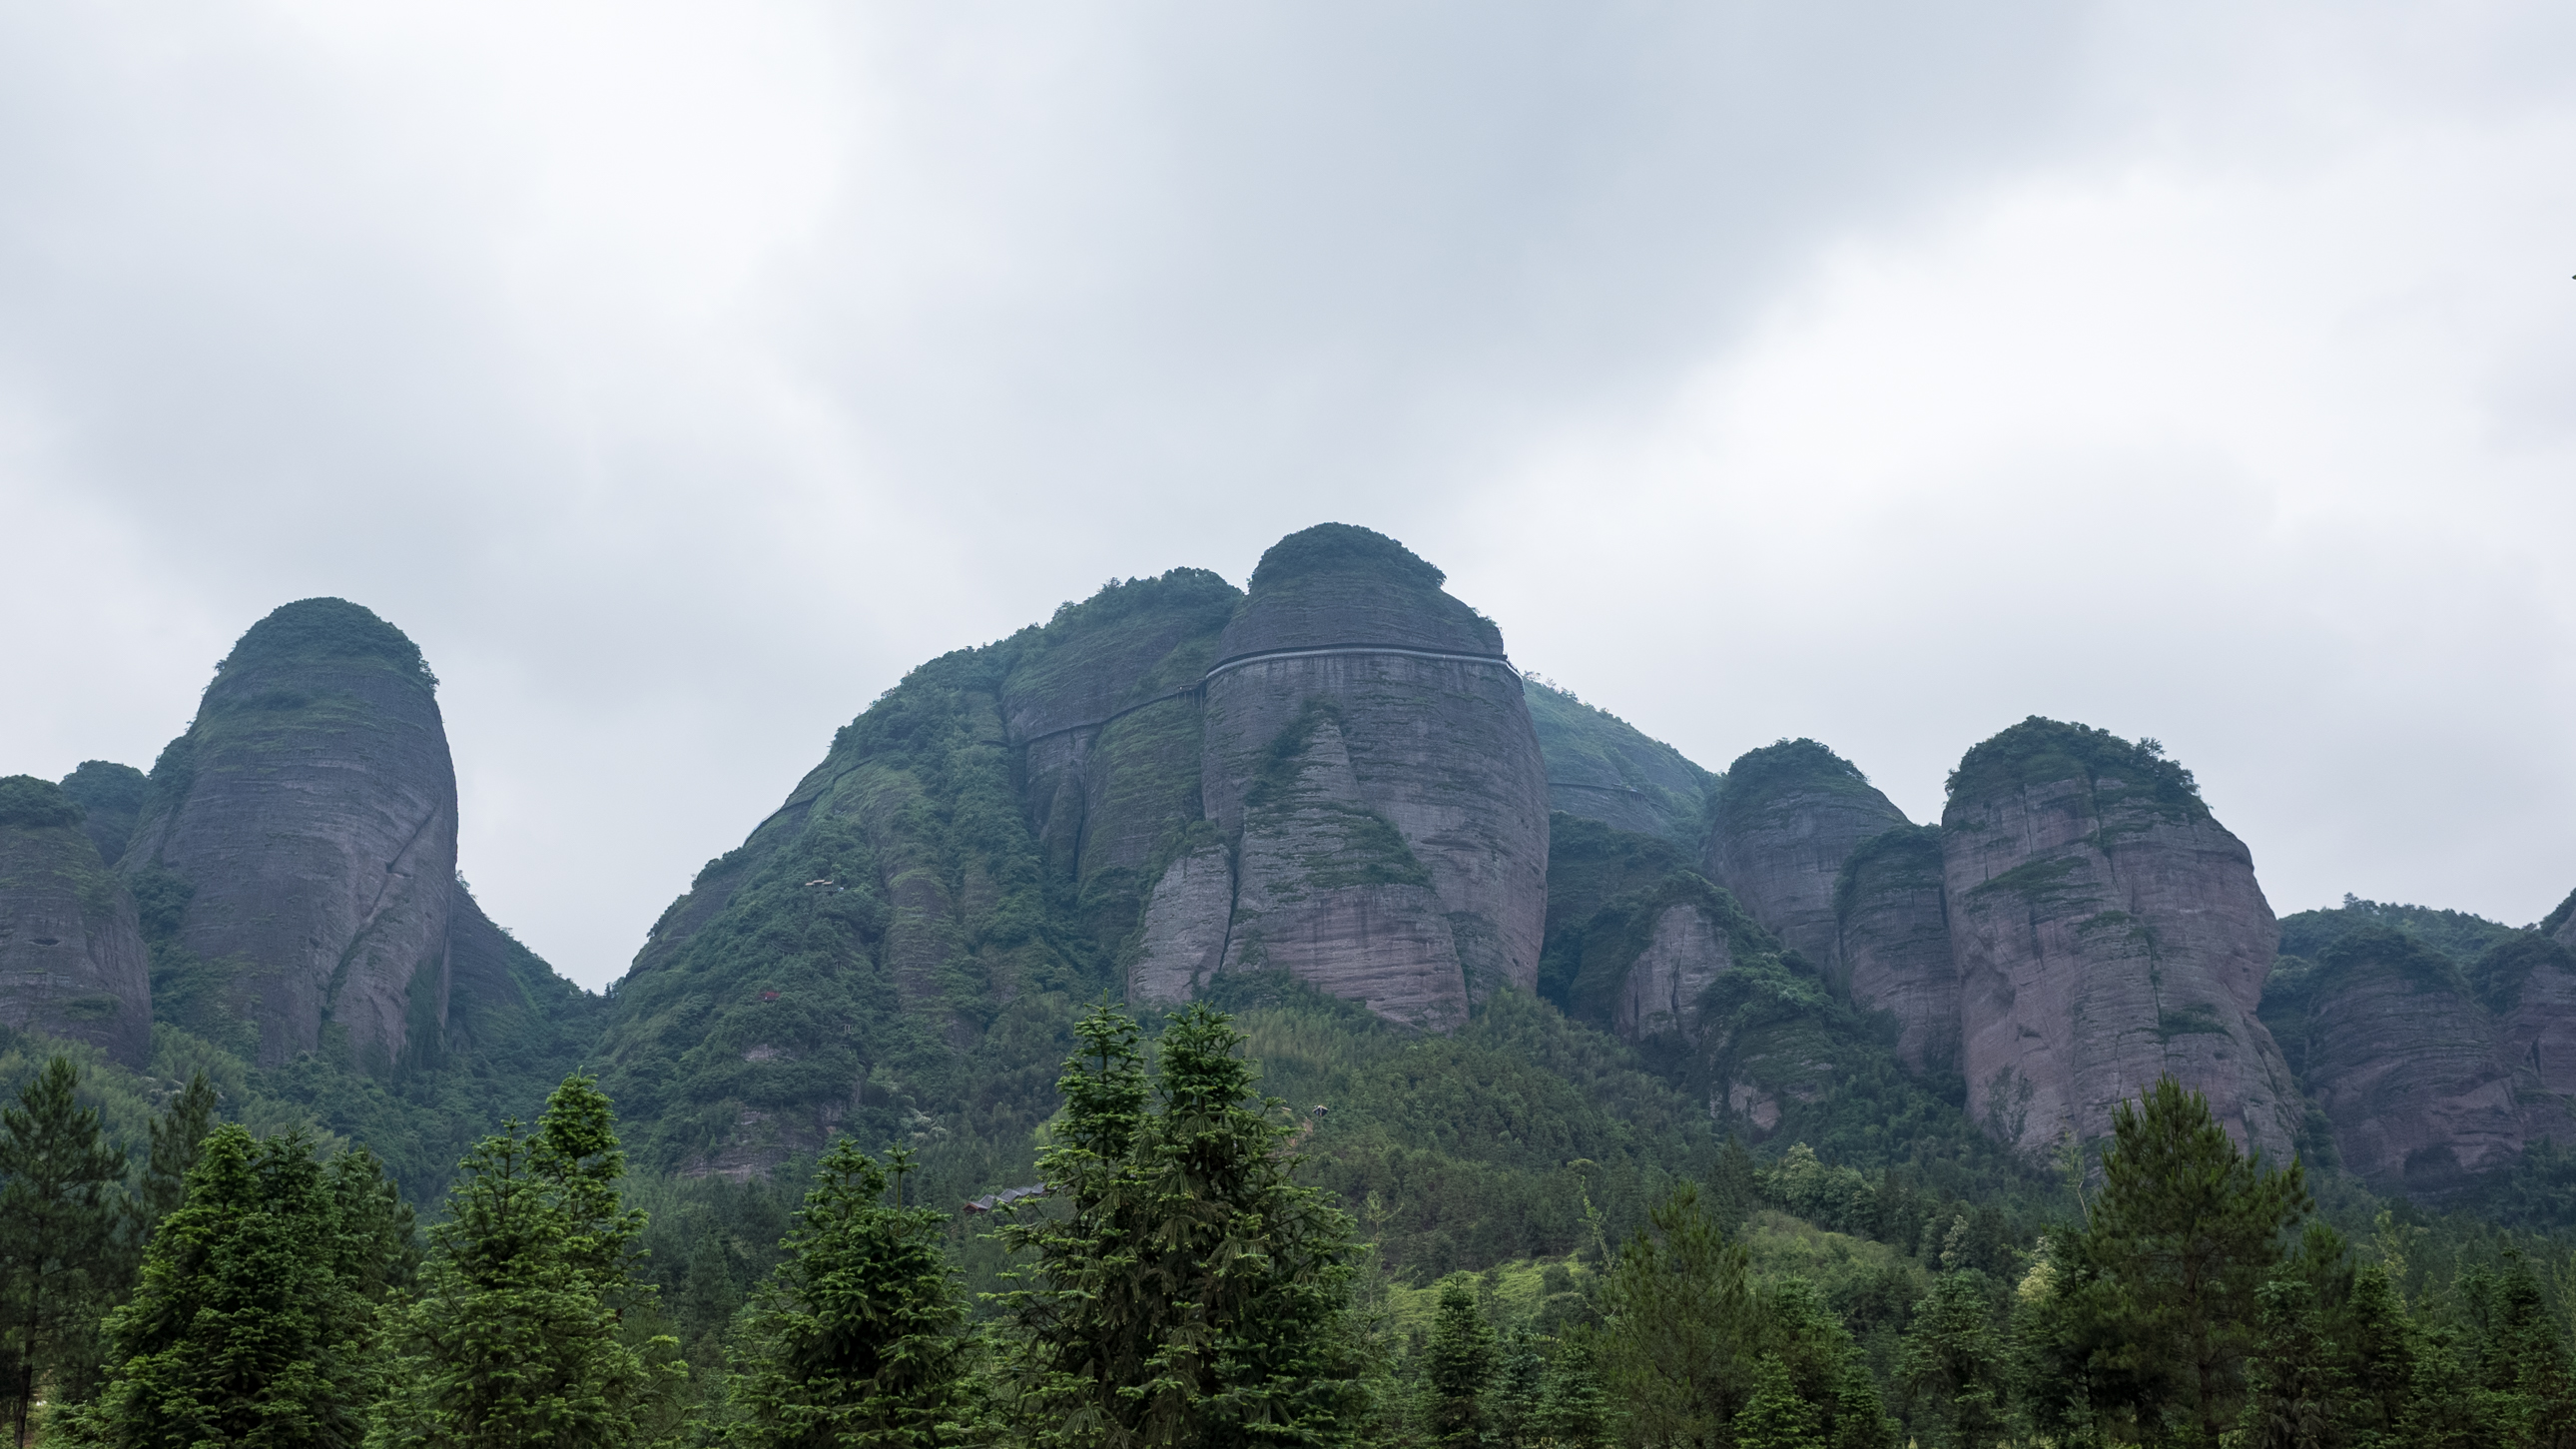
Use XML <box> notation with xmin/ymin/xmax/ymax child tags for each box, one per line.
<box><xmin>1</xmin><ymin>3</ymin><xmax>2570</xmax><ymax>989</ymax></box>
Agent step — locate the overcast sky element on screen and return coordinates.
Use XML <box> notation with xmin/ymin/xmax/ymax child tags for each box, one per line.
<box><xmin>3</xmin><ymin>3</ymin><xmax>2571</xmax><ymax>990</ymax></box>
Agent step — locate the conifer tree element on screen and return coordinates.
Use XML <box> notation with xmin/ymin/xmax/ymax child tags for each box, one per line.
<box><xmin>138</xmin><ymin>1073</ymin><xmax>218</xmax><ymax>1229</ymax></box>
<box><xmin>1532</xmin><ymin>1333</ymin><xmax>1608</xmax><ymax>1449</ymax></box>
<box><xmin>2339</xmin><ymin>1265</ymin><xmax>2415</xmax><ymax>1449</ymax></box>
<box><xmin>1734</xmin><ymin>1354</ymin><xmax>1822</xmax><ymax>1449</ymax></box>
<box><xmin>0</xmin><ymin>1057</ymin><xmax>127</xmax><ymax>1447</ymax></box>
<box><xmin>2236</xmin><ymin>1276</ymin><xmax>2347</xmax><ymax>1449</ymax></box>
<box><xmin>1595</xmin><ymin>1185</ymin><xmax>1757</xmax><ymax>1446</ymax></box>
<box><xmin>729</xmin><ymin>1139</ymin><xmax>975</xmax><ymax>1449</ymax></box>
<box><xmin>1897</xmin><ymin>1270</ymin><xmax>2008</xmax><ymax>1448</ymax></box>
<box><xmin>997</xmin><ymin>1000</ymin><xmax>1363</xmax><ymax>1449</ymax></box>
<box><xmin>75</xmin><ymin>1126</ymin><xmax>394</xmax><ymax>1449</ymax></box>
<box><xmin>2047</xmin><ymin>1076</ymin><xmax>2309</xmax><ymax>1443</ymax></box>
<box><xmin>369</xmin><ymin>1074</ymin><xmax>685</xmax><ymax>1449</ymax></box>
<box><xmin>1422</xmin><ymin>1276</ymin><xmax>1494</xmax><ymax>1449</ymax></box>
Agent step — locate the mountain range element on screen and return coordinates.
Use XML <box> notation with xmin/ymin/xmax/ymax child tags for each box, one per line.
<box><xmin>5</xmin><ymin>522</ymin><xmax>2571</xmax><ymax>1228</ymax></box>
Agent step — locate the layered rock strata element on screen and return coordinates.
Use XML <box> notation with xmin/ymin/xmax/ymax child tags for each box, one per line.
<box><xmin>1833</xmin><ymin>824</ymin><xmax>1958</xmax><ymax>1072</ymax></box>
<box><xmin>2266</xmin><ymin>928</ymin><xmax>2526</xmax><ymax>1192</ymax></box>
<box><xmin>1706</xmin><ymin>740</ymin><xmax>1910</xmax><ymax>993</ymax></box>
<box><xmin>121</xmin><ymin>599</ymin><xmax>458</xmax><ymax>1070</ymax></box>
<box><xmin>1131</xmin><ymin>524</ymin><xmax>1551</xmax><ymax>1024</ymax></box>
<box><xmin>0</xmin><ymin>776</ymin><xmax>153</xmax><ymax>1064</ymax></box>
<box><xmin>1942</xmin><ymin>718</ymin><xmax>2299</xmax><ymax>1160</ymax></box>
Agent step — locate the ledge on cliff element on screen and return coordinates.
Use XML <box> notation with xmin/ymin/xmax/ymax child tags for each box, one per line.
<box><xmin>1945</xmin><ymin>716</ymin><xmax>2206</xmax><ymax>820</ymax></box>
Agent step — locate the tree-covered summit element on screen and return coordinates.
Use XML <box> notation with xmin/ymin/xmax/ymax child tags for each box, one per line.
<box><xmin>213</xmin><ymin>596</ymin><xmax>436</xmax><ymax>691</ymax></box>
<box><xmin>1943</xmin><ymin>715</ymin><xmax>2206</xmax><ymax>819</ymax></box>
<box><xmin>0</xmin><ymin>775</ymin><xmax>81</xmax><ymax>830</ymax></box>
<box><xmin>1717</xmin><ymin>739</ymin><xmax>1877</xmax><ymax>814</ymax></box>
<box><xmin>1249</xmin><ymin>521</ymin><xmax>1447</xmax><ymax>593</ymax></box>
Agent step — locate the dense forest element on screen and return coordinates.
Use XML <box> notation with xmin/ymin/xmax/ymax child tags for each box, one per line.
<box><xmin>3</xmin><ymin>991</ymin><xmax>2574</xmax><ymax>1448</ymax></box>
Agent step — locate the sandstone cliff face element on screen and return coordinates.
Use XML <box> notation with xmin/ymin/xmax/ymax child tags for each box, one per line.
<box><xmin>1833</xmin><ymin>824</ymin><xmax>1957</xmax><ymax>1073</ymax></box>
<box><xmin>2264</xmin><ymin>928</ymin><xmax>2525</xmax><ymax>1193</ymax></box>
<box><xmin>2465</xmin><ymin>931</ymin><xmax>2576</xmax><ymax>1117</ymax></box>
<box><xmin>0</xmin><ymin>777</ymin><xmax>153</xmax><ymax>1064</ymax></box>
<box><xmin>1613</xmin><ymin>904</ymin><xmax>1731</xmax><ymax>1042</ymax></box>
<box><xmin>1134</xmin><ymin>524</ymin><xmax>1549</xmax><ymax>1021</ymax></box>
<box><xmin>121</xmin><ymin>599</ymin><xmax>457</xmax><ymax>1070</ymax></box>
<box><xmin>1706</xmin><ymin>741</ymin><xmax>1910</xmax><ymax>994</ymax></box>
<box><xmin>1942</xmin><ymin>718</ymin><xmax>2299</xmax><ymax>1160</ymax></box>
<box><xmin>1523</xmin><ymin>682</ymin><xmax>1714</xmax><ymax>846</ymax></box>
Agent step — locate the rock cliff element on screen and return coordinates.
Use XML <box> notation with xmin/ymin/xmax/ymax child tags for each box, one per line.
<box><xmin>0</xmin><ymin>776</ymin><xmax>153</xmax><ymax>1064</ymax></box>
<box><xmin>1147</xmin><ymin>524</ymin><xmax>1551</xmax><ymax>1018</ymax></box>
<box><xmin>1942</xmin><ymin>718</ymin><xmax>2300</xmax><ymax>1160</ymax></box>
<box><xmin>2470</xmin><ymin>933</ymin><xmax>2576</xmax><ymax>1122</ymax></box>
<box><xmin>1706</xmin><ymin>740</ymin><xmax>1911</xmax><ymax>994</ymax></box>
<box><xmin>1523</xmin><ymin>682</ymin><xmax>1714</xmax><ymax>846</ymax></box>
<box><xmin>2263</xmin><ymin>927</ymin><xmax>2526</xmax><ymax>1193</ymax></box>
<box><xmin>1833</xmin><ymin>824</ymin><xmax>1957</xmax><ymax>1073</ymax></box>
<box><xmin>120</xmin><ymin>599</ymin><xmax>458</xmax><ymax>1070</ymax></box>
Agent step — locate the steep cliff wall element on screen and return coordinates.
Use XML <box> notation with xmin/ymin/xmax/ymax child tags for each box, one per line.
<box><xmin>1834</xmin><ymin>824</ymin><xmax>1957</xmax><ymax>1073</ymax></box>
<box><xmin>1706</xmin><ymin>740</ymin><xmax>1911</xmax><ymax>994</ymax></box>
<box><xmin>1166</xmin><ymin>524</ymin><xmax>1550</xmax><ymax>1015</ymax></box>
<box><xmin>1942</xmin><ymin>718</ymin><xmax>2299</xmax><ymax>1160</ymax></box>
<box><xmin>0</xmin><ymin>776</ymin><xmax>152</xmax><ymax>1064</ymax></box>
<box><xmin>1523</xmin><ymin>683</ymin><xmax>1714</xmax><ymax>846</ymax></box>
<box><xmin>2264</xmin><ymin>927</ymin><xmax>2526</xmax><ymax>1194</ymax></box>
<box><xmin>121</xmin><ymin>599</ymin><xmax>457</xmax><ymax>1070</ymax></box>
<box><xmin>2469</xmin><ymin>933</ymin><xmax>2576</xmax><ymax>1131</ymax></box>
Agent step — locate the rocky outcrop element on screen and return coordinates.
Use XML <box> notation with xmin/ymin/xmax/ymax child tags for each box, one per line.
<box><xmin>2265</xmin><ymin>928</ymin><xmax>2526</xmax><ymax>1193</ymax></box>
<box><xmin>1613</xmin><ymin>904</ymin><xmax>1731</xmax><ymax>1041</ymax></box>
<box><xmin>1706</xmin><ymin>740</ymin><xmax>1910</xmax><ymax>994</ymax></box>
<box><xmin>0</xmin><ymin>776</ymin><xmax>152</xmax><ymax>1064</ymax></box>
<box><xmin>1834</xmin><ymin>824</ymin><xmax>1958</xmax><ymax>1073</ymax></box>
<box><xmin>58</xmin><ymin>761</ymin><xmax>147</xmax><ymax>867</ymax></box>
<box><xmin>2469</xmin><ymin>932</ymin><xmax>2576</xmax><ymax>1115</ymax></box>
<box><xmin>1942</xmin><ymin>718</ymin><xmax>2300</xmax><ymax>1160</ymax></box>
<box><xmin>1524</xmin><ymin>682</ymin><xmax>1714</xmax><ymax>846</ymax></box>
<box><xmin>120</xmin><ymin>599</ymin><xmax>458</xmax><ymax>1071</ymax></box>
<box><xmin>1144</xmin><ymin>524</ymin><xmax>1550</xmax><ymax>1019</ymax></box>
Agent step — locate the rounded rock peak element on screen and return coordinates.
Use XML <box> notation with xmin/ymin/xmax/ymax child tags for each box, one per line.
<box><xmin>216</xmin><ymin>597</ymin><xmax>436</xmax><ymax>691</ymax></box>
<box><xmin>0</xmin><ymin>775</ymin><xmax>81</xmax><ymax>831</ymax></box>
<box><xmin>1719</xmin><ymin>739</ymin><xmax>1876</xmax><ymax>813</ymax></box>
<box><xmin>1224</xmin><ymin>522</ymin><xmax>1502</xmax><ymax>660</ymax></box>
<box><xmin>1944</xmin><ymin>715</ymin><xmax>2206</xmax><ymax>818</ymax></box>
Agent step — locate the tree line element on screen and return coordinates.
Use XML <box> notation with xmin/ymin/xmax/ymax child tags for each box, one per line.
<box><xmin>4</xmin><ymin>1005</ymin><xmax>2575</xmax><ymax>1448</ymax></box>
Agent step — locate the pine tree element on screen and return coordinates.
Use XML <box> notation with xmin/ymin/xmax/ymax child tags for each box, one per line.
<box><xmin>74</xmin><ymin>1126</ymin><xmax>395</xmax><ymax>1449</ymax></box>
<box><xmin>1491</xmin><ymin>1326</ymin><xmax>1548</xmax><ymax>1449</ymax></box>
<box><xmin>1595</xmin><ymin>1185</ymin><xmax>1758</xmax><ymax>1447</ymax></box>
<box><xmin>1758</xmin><ymin>1278</ymin><xmax>1892</xmax><ymax>1449</ymax></box>
<box><xmin>2338</xmin><ymin>1265</ymin><xmax>2415</xmax><ymax>1449</ymax></box>
<box><xmin>1532</xmin><ymin>1332</ymin><xmax>1608</xmax><ymax>1449</ymax></box>
<box><xmin>1422</xmin><ymin>1276</ymin><xmax>1494</xmax><ymax>1449</ymax></box>
<box><xmin>368</xmin><ymin>1074</ymin><xmax>685</xmax><ymax>1449</ymax></box>
<box><xmin>1897</xmin><ymin>1271</ymin><xmax>2007</xmax><ymax>1448</ymax></box>
<box><xmin>0</xmin><ymin>1057</ymin><xmax>128</xmax><ymax>1447</ymax></box>
<box><xmin>2236</xmin><ymin>1276</ymin><xmax>2347</xmax><ymax>1449</ymax></box>
<box><xmin>139</xmin><ymin>1073</ymin><xmax>218</xmax><ymax>1229</ymax></box>
<box><xmin>2062</xmin><ymin>1076</ymin><xmax>2310</xmax><ymax>1443</ymax></box>
<box><xmin>1735</xmin><ymin>1354</ymin><xmax>1823</xmax><ymax>1449</ymax></box>
<box><xmin>997</xmin><ymin>1000</ymin><xmax>1364</xmax><ymax>1449</ymax></box>
<box><xmin>729</xmin><ymin>1140</ymin><xmax>976</xmax><ymax>1449</ymax></box>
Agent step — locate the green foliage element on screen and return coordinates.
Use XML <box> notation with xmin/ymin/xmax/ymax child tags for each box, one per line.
<box><xmin>1718</xmin><ymin>739</ymin><xmax>1876</xmax><ymax>818</ymax></box>
<box><xmin>0</xmin><ymin>1057</ymin><xmax>130</xmax><ymax>1442</ymax></box>
<box><xmin>75</xmin><ymin>1125</ymin><xmax>405</xmax><ymax>1449</ymax></box>
<box><xmin>1248</xmin><ymin>522</ymin><xmax>1447</xmax><ymax>593</ymax></box>
<box><xmin>1896</xmin><ymin>1270</ymin><xmax>2007</xmax><ymax>1449</ymax></box>
<box><xmin>728</xmin><ymin>1140</ymin><xmax>977</xmax><ymax>1449</ymax></box>
<box><xmin>1422</xmin><ymin>1276</ymin><xmax>1494</xmax><ymax>1447</ymax></box>
<box><xmin>214</xmin><ymin>598</ymin><xmax>435</xmax><ymax>692</ymax></box>
<box><xmin>995</xmin><ymin>1001</ymin><xmax>1366</xmax><ymax>1449</ymax></box>
<box><xmin>2278</xmin><ymin>896</ymin><xmax>2523</xmax><ymax>971</ymax></box>
<box><xmin>138</xmin><ymin>1073</ymin><xmax>218</xmax><ymax>1227</ymax></box>
<box><xmin>2471</xmin><ymin>932</ymin><xmax>2576</xmax><ymax>1015</ymax></box>
<box><xmin>1944</xmin><ymin>715</ymin><xmax>2207</xmax><ymax>820</ymax></box>
<box><xmin>2025</xmin><ymin>1076</ymin><xmax>2310</xmax><ymax>1444</ymax></box>
<box><xmin>369</xmin><ymin>1075</ymin><xmax>686</xmax><ymax>1449</ymax></box>
<box><xmin>0</xmin><ymin>775</ymin><xmax>82</xmax><ymax>830</ymax></box>
<box><xmin>2542</xmin><ymin>889</ymin><xmax>2576</xmax><ymax>941</ymax></box>
<box><xmin>1596</xmin><ymin>1186</ymin><xmax>1757</xmax><ymax>1444</ymax></box>
<box><xmin>1520</xmin><ymin>686</ymin><xmax>1716</xmax><ymax>848</ymax></box>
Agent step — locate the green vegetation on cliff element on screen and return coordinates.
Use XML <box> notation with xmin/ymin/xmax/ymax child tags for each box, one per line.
<box><xmin>1943</xmin><ymin>715</ymin><xmax>2207</xmax><ymax>821</ymax></box>
<box><xmin>213</xmin><ymin>596</ymin><xmax>436</xmax><ymax>690</ymax></box>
